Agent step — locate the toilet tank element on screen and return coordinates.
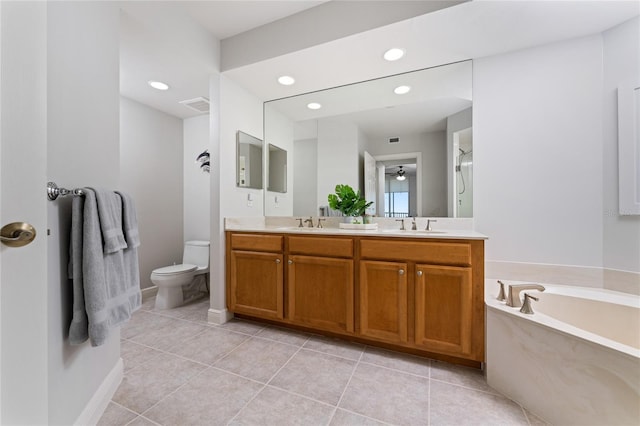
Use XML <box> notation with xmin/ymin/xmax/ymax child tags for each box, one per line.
<box><xmin>183</xmin><ymin>240</ymin><xmax>210</xmax><ymax>269</ymax></box>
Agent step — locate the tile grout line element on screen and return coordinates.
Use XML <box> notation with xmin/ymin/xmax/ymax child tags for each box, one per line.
<box><xmin>224</xmin><ymin>335</ymin><xmax>312</xmax><ymax>425</ymax></box>
<box><xmin>325</xmin><ymin>348</ymin><xmax>364</xmax><ymax>426</ymax></box>
<box><xmin>118</xmin><ymin>332</ymin><xmax>260</xmax><ymax>422</ymax></box>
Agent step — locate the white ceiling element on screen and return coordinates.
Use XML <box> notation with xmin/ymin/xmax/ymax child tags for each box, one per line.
<box><xmin>182</xmin><ymin>1</ymin><xmax>328</xmax><ymax>40</ymax></box>
<box><xmin>119</xmin><ymin>1</ymin><xmax>639</xmax><ymax>120</ymax></box>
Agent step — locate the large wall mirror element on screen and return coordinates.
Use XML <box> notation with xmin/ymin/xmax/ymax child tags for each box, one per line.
<box><xmin>236</xmin><ymin>131</ymin><xmax>263</xmax><ymax>190</ymax></box>
<box><xmin>264</xmin><ymin>60</ymin><xmax>472</xmax><ymax>218</ymax></box>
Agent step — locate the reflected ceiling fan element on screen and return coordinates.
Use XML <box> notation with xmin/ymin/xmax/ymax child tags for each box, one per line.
<box><xmin>395</xmin><ymin>166</ymin><xmax>406</xmax><ymax>181</ymax></box>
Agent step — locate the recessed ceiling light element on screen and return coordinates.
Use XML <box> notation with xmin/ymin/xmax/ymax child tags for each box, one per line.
<box><xmin>307</xmin><ymin>102</ymin><xmax>322</xmax><ymax>110</ymax></box>
<box><xmin>148</xmin><ymin>80</ymin><xmax>169</xmax><ymax>91</ymax></box>
<box><xmin>394</xmin><ymin>85</ymin><xmax>411</xmax><ymax>95</ymax></box>
<box><xmin>383</xmin><ymin>48</ymin><xmax>405</xmax><ymax>61</ymax></box>
<box><xmin>278</xmin><ymin>75</ymin><xmax>295</xmax><ymax>86</ymax></box>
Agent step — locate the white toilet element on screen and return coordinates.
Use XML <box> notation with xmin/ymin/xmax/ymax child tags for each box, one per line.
<box><xmin>150</xmin><ymin>240</ymin><xmax>210</xmax><ymax>310</ymax></box>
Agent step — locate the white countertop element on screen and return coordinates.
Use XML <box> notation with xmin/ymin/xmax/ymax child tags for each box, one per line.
<box><xmin>225</xmin><ymin>217</ymin><xmax>487</xmax><ymax>240</ymax></box>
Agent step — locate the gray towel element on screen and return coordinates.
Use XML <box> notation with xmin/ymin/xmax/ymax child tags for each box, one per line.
<box><xmin>68</xmin><ymin>188</ymin><xmax>141</xmax><ymax>347</ymax></box>
<box><xmin>116</xmin><ymin>191</ymin><xmax>140</xmax><ymax>248</ymax></box>
<box><xmin>91</xmin><ymin>187</ymin><xmax>127</xmax><ymax>254</ymax></box>
<box><xmin>116</xmin><ymin>190</ymin><xmax>141</xmax><ymax>316</ymax></box>
<box><xmin>68</xmin><ymin>195</ymin><xmax>89</xmax><ymax>345</ymax></box>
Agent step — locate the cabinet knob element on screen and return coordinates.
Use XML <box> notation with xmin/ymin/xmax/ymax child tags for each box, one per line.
<box><xmin>288</xmin><ymin>260</ymin><xmax>293</xmax><ymax>264</ymax></box>
<box><xmin>398</xmin><ymin>269</ymin><xmax>405</xmax><ymax>275</ymax></box>
<box><xmin>417</xmin><ymin>271</ymin><xmax>423</xmax><ymax>276</ymax></box>
<box><xmin>275</xmin><ymin>259</ymin><xmax>281</xmax><ymax>264</ymax></box>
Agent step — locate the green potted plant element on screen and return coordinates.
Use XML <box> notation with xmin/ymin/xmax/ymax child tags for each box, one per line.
<box><xmin>328</xmin><ymin>184</ymin><xmax>373</xmax><ymax>223</ymax></box>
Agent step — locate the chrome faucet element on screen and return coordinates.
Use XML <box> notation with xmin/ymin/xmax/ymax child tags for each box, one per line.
<box><xmin>425</xmin><ymin>219</ymin><xmax>438</xmax><ymax>231</ymax></box>
<box><xmin>520</xmin><ymin>293</ymin><xmax>539</xmax><ymax>314</ymax></box>
<box><xmin>506</xmin><ymin>283</ymin><xmax>545</xmax><ymax>308</ymax></box>
<box><xmin>296</xmin><ymin>218</ymin><xmax>304</xmax><ymax>228</ymax></box>
<box><xmin>304</xmin><ymin>217</ymin><xmax>314</xmax><ymax>228</ymax></box>
<box><xmin>395</xmin><ymin>219</ymin><xmax>405</xmax><ymax>230</ymax></box>
<box><xmin>496</xmin><ymin>280</ymin><xmax>506</xmax><ymax>302</ymax></box>
<box><xmin>317</xmin><ymin>218</ymin><xmax>326</xmax><ymax>228</ymax></box>
<box><xmin>411</xmin><ymin>218</ymin><xmax>417</xmax><ymax>230</ymax></box>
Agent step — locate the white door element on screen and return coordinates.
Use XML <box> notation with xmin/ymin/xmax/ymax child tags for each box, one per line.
<box><xmin>364</xmin><ymin>151</ymin><xmax>377</xmax><ymax>215</ymax></box>
<box><xmin>0</xmin><ymin>2</ymin><xmax>49</xmax><ymax>423</ymax></box>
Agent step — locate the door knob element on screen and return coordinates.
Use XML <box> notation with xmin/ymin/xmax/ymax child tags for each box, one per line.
<box><xmin>0</xmin><ymin>222</ymin><xmax>37</xmax><ymax>247</ymax></box>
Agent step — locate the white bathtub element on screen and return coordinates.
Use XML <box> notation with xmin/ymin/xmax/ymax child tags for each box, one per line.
<box><xmin>485</xmin><ymin>280</ymin><xmax>640</xmax><ymax>426</ymax></box>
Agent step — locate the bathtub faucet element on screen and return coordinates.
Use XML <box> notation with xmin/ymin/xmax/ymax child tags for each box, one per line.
<box><xmin>506</xmin><ymin>283</ymin><xmax>545</xmax><ymax>308</ymax></box>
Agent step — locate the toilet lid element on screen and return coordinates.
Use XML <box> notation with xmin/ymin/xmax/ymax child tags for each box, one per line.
<box><xmin>152</xmin><ymin>264</ymin><xmax>197</xmax><ymax>275</ymax></box>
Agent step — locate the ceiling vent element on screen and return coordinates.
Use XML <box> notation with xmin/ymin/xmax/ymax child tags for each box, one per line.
<box><xmin>389</xmin><ymin>137</ymin><xmax>400</xmax><ymax>144</ymax></box>
<box><xmin>179</xmin><ymin>97</ymin><xmax>210</xmax><ymax>113</ymax></box>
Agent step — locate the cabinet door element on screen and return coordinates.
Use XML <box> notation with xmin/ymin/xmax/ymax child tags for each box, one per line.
<box><xmin>359</xmin><ymin>260</ymin><xmax>408</xmax><ymax>343</ymax></box>
<box><xmin>229</xmin><ymin>250</ymin><xmax>283</xmax><ymax>319</ymax></box>
<box><xmin>287</xmin><ymin>255</ymin><xmax>354</xmax><ymax>333</ymax></box>
<box><xmin>414</xmin><ymin>264</ymin><xmax>472</xmax><ymax>356</ymax></box>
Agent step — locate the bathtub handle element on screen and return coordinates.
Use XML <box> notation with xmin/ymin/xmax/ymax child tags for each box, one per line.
<box><xmin>520</xmin><ymin>293</ymin><xmax>539</xmax><ymax>315</ymax></box>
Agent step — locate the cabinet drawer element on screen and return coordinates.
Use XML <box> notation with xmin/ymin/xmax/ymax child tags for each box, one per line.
<box><xmin>360</xmin><ymin>239</ymin><xmax>471</xmax><ymax>266</ymax></box>
<box><xmin>288</xmin><ymin>236</ymin><xmax>353</xmax><ymax>258</ymax></box>
<box><xmin>230</xmin><ymin>233</ymin><xmax>283</xmax><ymax>252</ymax></box>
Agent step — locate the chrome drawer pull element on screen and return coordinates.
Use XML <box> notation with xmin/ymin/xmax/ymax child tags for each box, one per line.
<box><xmin>417</xmin><ymin>271</ymin><xmax>423</xmax><ymax>276</ymax></box>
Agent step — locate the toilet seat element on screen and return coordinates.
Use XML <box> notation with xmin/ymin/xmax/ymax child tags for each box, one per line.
<box><xmin>152</xmin><ymin>264</ymin><xmax>197</xmax><ymax>276</ymax></box>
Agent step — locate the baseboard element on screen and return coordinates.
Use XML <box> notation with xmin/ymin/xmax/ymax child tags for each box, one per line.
<box><xmin>141</xmin><ymin>285</ymin><xmax>158</xmax><ymax>301</ymax></box>
<box><xmin>73</xmin><ymin>357</ymin><xmax>123</xmax><ymax>426</ymax></box>
<box><xmin>208</xmin><ymin>307</ymin><xmax>233</xmax><ymax>325</ymax></box>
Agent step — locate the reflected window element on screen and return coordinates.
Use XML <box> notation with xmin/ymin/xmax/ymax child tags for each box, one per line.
<box><xmin>385</xmin><ymin>191</ymin><xmax>409</xmax><ymax>217</ymax></box>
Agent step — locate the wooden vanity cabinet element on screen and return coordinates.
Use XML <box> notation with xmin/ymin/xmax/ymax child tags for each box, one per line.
<box><xmin>358</xmin><ymin>238</ymin><xmax>483</xmax><ymax>362</ymax></box>
<box><xmin>414</xmin><ymin>264</ymin><xmax>473</xmax><ymax>356</ymax></box>
<box><xmin>226</xmin><ymin>231</ymin><xmax>484</xmax><ymax>365</ymax></box>
<box><xmin>227</xmin><ymin>233</ymin><xmax>284</xmax><ymax>320</ymax></box>
<box><xmin>286</xmin><ymin>236</ymin><xmax>354</xmax><ymax>334</ymax></box>
<box><xmin>359</xmin><ymin>260</ymin><xmax>408</xmax><ymax>343</ymax></box>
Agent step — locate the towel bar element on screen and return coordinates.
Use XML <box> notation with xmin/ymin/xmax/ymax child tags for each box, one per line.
<box><xmin>47</xmin><ymin>182</ymin><xmax>85</xmax><ymax>201</ymax></box>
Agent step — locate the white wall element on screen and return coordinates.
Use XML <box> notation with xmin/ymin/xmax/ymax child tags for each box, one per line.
<box><xmin>317</xmin><ymin>118</ymin><xmax>360</xmax><ymax>210</ymax></box>
<box><xmin>184</xmin><ymin>115</ymin><xmax>211</xmax><ymax>241</ymax></box>
<box><xmin>293</xmin><ymin>138</ymin><xmax>318</xmax><ymax>216</ymax></box>
<box><xmin>603</xmin><ymin>17</ymin><xmax>640</xmax><ymax>274</ymax></box>
<box><xmin>265</xmin><ymin>106</ymin><xmax>294</xmax><ymax>215</ymax></box>
<box><xmin>120</xmin><ymin>97</ymin><xmax>184</xmax><ymax>289</ymax></box>
<box><xmin>46</xmin><ymin>3</ymin><xmax>121</xmax><ymax>424</ymax></box>
<box><xmin>209</xmin><ymin>74</ymin><xmax>262</xmax><ymax>320</ymax></box>
<box><xmin>219</xmin><ymin>75</ymin><xmax>264</xmax><ymax>217</ymax></box>
<box><xmin>366</xmin><ymin>131</ymin><xmax>447</xmax><ymax>216</ymax></box>
<box><xmin>474</xmin><ymin>35</ymin><xmax>604</xmax><ymax>267</ymax></box>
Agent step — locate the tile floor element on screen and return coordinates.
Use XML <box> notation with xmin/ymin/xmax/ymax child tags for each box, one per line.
<box><xmin>99</xmin><ymin>297</ymin><xmax>548</xmax><ymax>426</ymax></box>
